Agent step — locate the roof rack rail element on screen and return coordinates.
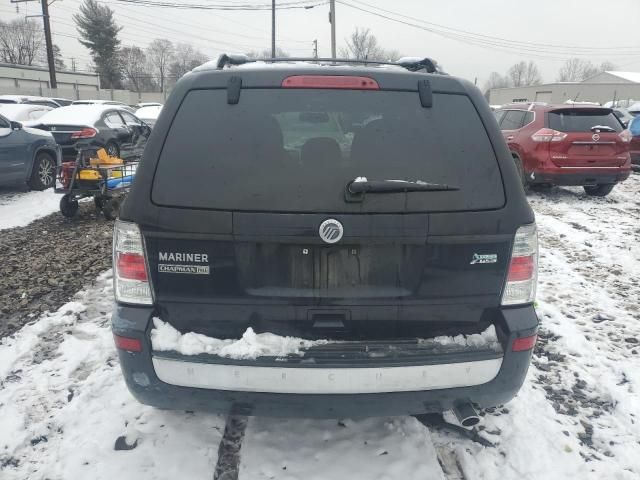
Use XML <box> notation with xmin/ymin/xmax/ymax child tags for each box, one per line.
<box><xmin>212</xmin><ymin>54</ymin><xmax>446</xmax><ymax>74</ymax></box>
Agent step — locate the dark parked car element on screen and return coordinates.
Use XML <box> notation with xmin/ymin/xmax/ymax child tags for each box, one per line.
<box><xmin>630</xmin><ymin>116</ymin><xmax>640</xmax><ymax>165</ymax></box>
<box><xmin>0</xmin><ymin>112</ymin><xmax>60</xmax><ymax>190</ymax></box>
<box><xmin>33</xmin><ymin>105</ymin><xmax>151</xmax><ymax>161</ymax></box>
<box><xmin>494</xmin><ymin>103</ymin><xmax>632</xmax><ymax>196</ymax></box>
<box><xmin>111</xmin><ymin>55</ymin><xmax>538</xmax><ymax>421</ymax></box>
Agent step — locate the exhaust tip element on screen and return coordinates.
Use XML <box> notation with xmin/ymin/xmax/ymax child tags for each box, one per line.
<box><xmin>460</xmin><ymin>415</ymin><xmax>480</xmax><ymax>428</ymax></box>
<box><xmin>452</xmin><ymin>402</ymin><xmax>480</xmax><ymax>428</ymax></box>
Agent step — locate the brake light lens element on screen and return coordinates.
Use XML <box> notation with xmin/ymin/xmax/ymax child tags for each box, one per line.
<box><xmin>113</xmin><ymin>220</ymin><xmax>152</xmax><ymax>305</ymax></box>
<box><xmin>619</xmin><ymin>129</ymin><xmax>632</xmax><ymax>143</ymax></box>
<box><xmin>502</xmin><ymin>224</ymin><xmax>538</xmax><ymax>306</ymax></box>
<box><xmin>531</xmin><ymin>128</ymin><xmax>567</xmax><ymax>142</ymax></box>
<box><xmin>113</xmin><ymin>334</ymin><xmax>143</xmax><ymax>352</ymax></box>
<box><xmin>282</xmin><ymin>75</ymin><xmax>379</xmax><ymax>90</ymax></box>
<box><xmin>70</xmin><ymin>127</ymin><xmax>97</xmax><ymax>139</ymax></box>
<box><xmin>512</xmin><ymin>334</ymin><xmax>537</xmax><ymax>352</ymax></box>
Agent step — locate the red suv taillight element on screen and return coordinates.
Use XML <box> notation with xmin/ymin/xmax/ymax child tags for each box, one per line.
<box><xmin>113</xmin><ymin>220</ymin><xmax>152</xmax><ymax>305</ymax></box>
<box><xmin>531</xmin><ymin>128</ymin><xmax>567</xmax><ymax>143</ymax></box>
<box><xmin>502</xmin><ymin>224</ymin><xmax>538</xmax><ymax>306</ymax></box>
<box><xmin>619</xmin><ymin>129</ymin><xmax>632</xmax><ymax>143</ymax></box>
<box><xmin>70</xmin><ymin>127</ymin><xmax>97</xmax><ymax>139</ymax></box>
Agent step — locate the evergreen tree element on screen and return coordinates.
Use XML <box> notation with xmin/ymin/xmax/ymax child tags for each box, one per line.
<box><xmin>74</xmin><ymin>0</ymin><xmax>122</xmax><ymax>88</ymax></box>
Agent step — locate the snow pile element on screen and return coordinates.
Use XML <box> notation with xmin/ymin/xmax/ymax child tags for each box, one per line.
<box><xmin>151</xmin><ymin>318</ymin><xmax>329</xmax><ymax>359</ymax></box>
<box><xmin>0</xmin><ymin>188</ymin><xmax>60</xmax><ymax>230</ymax></box>
<box><xmin>419</xmin><ymin>325</ymin><xmax>501</xmax><ymax>350</ymax></box>
<box><xmin>0</xmin><ymin>271</ymin><xmax>225</xmax><ymax>480</ymax></box>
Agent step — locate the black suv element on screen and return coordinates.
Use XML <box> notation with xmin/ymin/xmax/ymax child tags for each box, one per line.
<box><xmin>111</xmin><ymin>55</ymin><xmax>539</xmax><ymax>422</ymax></box>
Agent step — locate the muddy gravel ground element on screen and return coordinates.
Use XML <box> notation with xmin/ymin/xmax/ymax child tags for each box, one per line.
<box><xmin>0</xmin><ymin>203</ymin><xmax>113</xmax><ymax>338</ymax></box>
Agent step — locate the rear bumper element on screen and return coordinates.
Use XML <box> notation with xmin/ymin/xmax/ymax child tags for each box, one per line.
<box><xmin>529</xmin><ymin>168</ymin><xmax>630</xmax><ymax>186</ymax></box>
<box><xmin>111</xmin><ymin>304</ymin><xmax>538</xmax><ymax>418</ymax></box>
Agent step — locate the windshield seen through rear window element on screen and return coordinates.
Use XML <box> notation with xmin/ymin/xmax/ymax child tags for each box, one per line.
<box><xmin>152</xmin><ymin>89</ymin><xmax>504</xmax><ymax>213</ymax></box>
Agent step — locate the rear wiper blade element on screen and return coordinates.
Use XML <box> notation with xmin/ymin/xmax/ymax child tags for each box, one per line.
<box><xmin>590</xmin><ymin>125</ymin><xmax>615</xmax><ymax>132</ymax></box>
<box><xmin>347</xmin><ymin>179</ymin><xmax>459</xmax><ymax>194</ymax></box>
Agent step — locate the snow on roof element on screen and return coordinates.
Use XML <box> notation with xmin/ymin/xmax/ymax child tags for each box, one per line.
<box><xmin>36</xmin><ymin>104</ymin><xmax>125</xmax><ymax>125</ymax></box>
<box><xmin>0</xmin><ymin>103</ymin><xmax>52</xmax><ymax>121</ymax></box>
<box><xmin>0</xmin><ymin>94</ymin><xmax>50</xmax><ymax>103</ymax></box>
<box><xmin>603</xmin><ymin>71</ymin><xmax>640</xmax><ymax>83</ymax></box>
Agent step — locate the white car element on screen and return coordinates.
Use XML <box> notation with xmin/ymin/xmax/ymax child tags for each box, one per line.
<box><xmin>0</xmin><ymin>95</ymin><xmax>69</xmax><ymax>108</ymax></box>
<box><xmin>72</xmin><ymin>99</ymin><xmax>136</xmax><ymax>113</ymax></box>
<box><xmin>135</xmin><ymin>105</ymin><xmax>163</xmax><ymax>128</ymax></box>
<box><xmin>0</xmin><ymin>104</ymin><xmax>54</xmax><ymax>123</ymax></box>
<box><xmin>136</xmin><ymin>102</ymin><xmax>163</xmax><ymax>109</ymax></box>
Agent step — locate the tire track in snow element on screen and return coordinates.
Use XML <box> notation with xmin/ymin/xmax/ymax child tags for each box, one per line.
<box><xmin>214</xmin><ymin>415</ymin><xmax>248</xmax><ymax>480</ymax></box>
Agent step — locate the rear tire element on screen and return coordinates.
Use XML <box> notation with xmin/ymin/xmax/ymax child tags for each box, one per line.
<box><xmin>102</xmin><ymin>196</ymin><xmax>121</xmax><ymax>220</ymax></box>
<box><xmin>583</xmin><ymin>184</ymin><xmax>614</xmax><ymax>197</ymax></box>
<box><xmin>60</xmin><ymin>194</ymin><xmax>79</xmax><ymax>218</ymax></box>
<box><xmin>27</xmin><ymin>152</ymin><xmax>55</xmax><ymax>190</ymax></box>
<box><xmin>512</xmin><ymin>156</ymin><xmax>527</xmax><ymax>189</ymax></box>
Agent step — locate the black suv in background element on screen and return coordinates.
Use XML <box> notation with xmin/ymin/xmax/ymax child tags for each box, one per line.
<box><xmin>111</xmin><ymin>55</ymin><xmax>539</xmax><ymax>423</ymax></box>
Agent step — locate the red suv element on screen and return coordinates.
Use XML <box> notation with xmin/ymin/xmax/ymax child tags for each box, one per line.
<box><xmin>494</xmin><ymin>103</ymin><xmax>632</xmax><ymax>196</ymax></box>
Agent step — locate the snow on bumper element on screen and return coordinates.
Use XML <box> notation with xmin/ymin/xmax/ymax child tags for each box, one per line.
<box><xmin>151</xmin><ymin>356</ymin><xmax>503</xmax><ymax>394</ymax></box>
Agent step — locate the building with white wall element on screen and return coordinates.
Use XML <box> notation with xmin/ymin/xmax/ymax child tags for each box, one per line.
<box><xmin>489</xmin><ymin>71</ymin><xmax>640</xmax><ymax>106</ymax></box>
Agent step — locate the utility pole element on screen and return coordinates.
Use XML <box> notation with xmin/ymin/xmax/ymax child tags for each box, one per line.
<box><xmin>271</xmin><ymin>0</ymin><xmax>276</xmax><ymax>58</ymax></box>
<box><xmin>12</xmin><ymin>0</ymin><xmax>57</xmax><ymax>89</ymax></box>
<box><xmin>41</xmin><ymin>0</ymin><xmax>57</xmax><ymax>89</ymax></box>
<box><xmin>313</xmin><ymin>39</ymin><xmax>318</xmax><ymax>59</ymax></box>
<box><xmin>71</xmin><ymin>57</ymin><xmax>77</xmax><ymax>72</ymax></box>
<box><xmin>329</xmin><ymin>0</ymin><xmax>336</xmax><ymax>58</ymax></box>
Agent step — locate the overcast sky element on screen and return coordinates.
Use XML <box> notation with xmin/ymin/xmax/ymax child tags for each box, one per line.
<box><xmin>2</xmin><ymin>0</ymin><xmax>639</xmax><ymax>88</ymax></box>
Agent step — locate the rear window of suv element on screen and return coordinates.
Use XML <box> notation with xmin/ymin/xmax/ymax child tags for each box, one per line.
<box><xmin>548</xmin><ymin>108</ymin><xmax>622</xmax><ymax>133</ymax></box>
<box><xmin>152</xmin><ymin>88</ymin><xmax>505</xmax><ymax>213</ymax></box>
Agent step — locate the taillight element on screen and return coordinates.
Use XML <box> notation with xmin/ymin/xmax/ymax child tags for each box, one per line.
<box><xmin>113</xmin><ymin>333</ymin><xmax>143</xmax><ymax>352</ymax></box>
<box><xmin>502</xmin><ymin>224</ymin><xmax>538</xmax><ymax>306</ymax></box>
<box><xmin>619</xmin><ymin>129</ymin><xmax>632</xmax><ymax>143</ymax></box>
<box><xmin>113</xmin><ymin>220</ymin><xmax>152</xmax><ymax>305</ymax></box>
<box><xmin>512</xmin><ymin>334</ymin><xmax>537</xmax><ymax>352</ymax></box>
<box><xmin>70</xmin><ymin>127</ymin><xmax>97</xmax><ymax>139</ymax></box>
<box><xmin>282</xmin><ymin>75</ymin><xmax>379</xmax><ymax>90</ymax></box>
<box><xmin>531</xmin><ymin>128</ymin><xmax>567</xmax><ymax>142</ymax></box>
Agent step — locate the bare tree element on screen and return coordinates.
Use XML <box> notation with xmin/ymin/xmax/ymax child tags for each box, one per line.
<box><xmin>484</xmin><ymin>72</ymin><xmax>510</xmax><ymax>90</ymax></box>
<box><xmin>168</xmin><ymin>43</ymin><xmax>208</xmax><ymax>85</ymax></box>
<box><xmin>53</xmin><ymin>44</ymin><xmax>66</xmax><ymax>70</ymax></box>
<box><xmin>147</xmin><ymin>38</ymin><xmax>174</xmax><ymax>93</ymax></box>
<box><xmin>599</xmin><ymin>61</ymin><xmax>617</xmax><ymax>72</ymax></box>
<box><xmin>339</xmin><ymin>27</ymin><xmax>387</xmax><ymax>61</ymax></box>
<box><xmin>523</xmin><ymin>61</ymin><xmax>542</xmax><ymax>86</ymax></box>
<box><xmin>483</xmin><ymin>71</ymin><xmax>511</xmax><ymax>100</ymax></box>
<box><xmin>507</xmin><ymin>61</ymin><xmax>527</xmax><ymax>87</ymax></box>
<box><xmin>120</xmin><ymin>45</ymin><xmax>156</xmax><ymax>93</ymax></box>
<box><xmin>246</xmin><ymin>47</ymin><xmax>289</xmax><ymax>59</ymax></box>
<box><xmin>0</xmin><ymin>19</ymin><xmax>44</xmax><ymax>66</ymax></box>
<box><xmin>557</xmin><ymin>58</ymin><xmax>610</xmax><ymax>82</ymax></box>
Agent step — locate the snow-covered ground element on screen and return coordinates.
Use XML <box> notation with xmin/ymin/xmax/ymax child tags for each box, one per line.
<box><xmin>0</xmin><ymin>187</ymin><xmax>60</xmax><ymax>230</ymax></box>
<box><xmin>0</xmin><ymin>176</ymin><xmax>639</xmax><ymax>479</ymax></box>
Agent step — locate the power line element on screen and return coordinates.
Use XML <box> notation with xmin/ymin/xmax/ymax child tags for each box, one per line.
<box><xmin>346</xmin><ymin>0</ymin><xmax>640</xmax><ymax>54</ymax></box>
<box><xmin>336</xmin><ymin>0</ymin><xmax>640</xmax><ymax>59</ymax></box>
<box><xmin>112</xmin><ymin>0</ymin><xmax>328</xmax><ymax>11</ymax></box>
